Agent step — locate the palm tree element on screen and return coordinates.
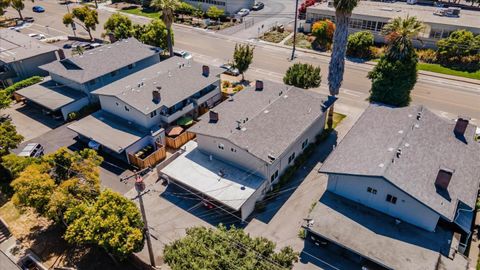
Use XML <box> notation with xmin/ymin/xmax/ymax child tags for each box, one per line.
<box><xmin>326</xmin><ymin>0</ymin><xmax>359</xmax><ymax>129</ymax></box>
<box><xmin>150</xmin><ymin>0</ymin><xmax>180</xmax><ymax>57</ymax></box>
<box><xmin>381</xmin><ymin>16</ymin><xmax>425</xmax><ymax>61</ymax></box>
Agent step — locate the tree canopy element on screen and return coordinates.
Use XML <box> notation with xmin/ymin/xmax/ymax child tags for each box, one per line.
<box><xmin>0</xmin><ymin>120</ymin><xmax>23</xmax><ymax>157</ymax></box>
<box><xmin>381</xmin><ymin>16</ymin><xmax>424</xmax><ymax>61</ymax></box>
<box><xmin>150</xmin><ymin>0</ymin><xmax>180</xmax><ymax>56</ymax></box>
<box><xmin>436</xmin><ymin>30</ymin><xmax>480</xmax><ymax>72</ymax></box>
<box><xmin>233</xmin><ymin>43</ymin><xmax>254</xmax><ymax>81</ymax></box>
<box><xmin>103</xmin><ymin>13</ymin><xmax>134</xmax><ymax>40</ymax></box>
<box><xmin>283</xmin><ymin>63</ymin><xmax>321</xmax><ymax>89</ymax></box>
<box><xmin>64</xmin><ymin>189</ymin><xmax>145</xmax><ymax>260</ymax></box>
<box><xmin>311</xmin><ymin>20</ymin><xmax>335</xmax><ymax>49</ymax></box>
<box><xmin>1</xmin><ymin>153</ymin><xmax>36</xmax><ymax>180</ymax></box>
<box><xmin>164</xmin><ymin>225</ymin><xmax>299</xmax><ymax>270</ymax></box>
<box><xmin>206</xmin><ymin>6</ymin><xmax>224</xmax><ymax>20</ymax></box>
<box><xmin>63</xmin><ymin>6</ymin><xmax>99</xmax><ymax>40</ymax></box>
<box><xmin>133</xmin><ymin>19</ymin><xmax>169</xmax><ymax>49</ymax></box>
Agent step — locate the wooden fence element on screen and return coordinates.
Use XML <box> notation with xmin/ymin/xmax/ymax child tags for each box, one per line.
<box><xmin>165</xmin><ymin>131</ymin><xmax>196</xmax><ymax>149</ymax></box>
<box><xmin>128</xmin><ymin>143</ymin><xmax>166</xmax><ymax>169</ymax></box>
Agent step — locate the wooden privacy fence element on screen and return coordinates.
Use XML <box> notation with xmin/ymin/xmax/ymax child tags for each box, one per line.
<box><xmin>166</xmin><ymin>131</ymin><xmax>196</xmax><ymax>149</ymax></box>
<box><xmin>128</xmin><ymin>143</ymin><xmax>166</xmax><ymax>169</ymax></box>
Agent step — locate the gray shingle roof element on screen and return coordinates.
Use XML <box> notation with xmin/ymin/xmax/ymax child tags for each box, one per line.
<box><xmin>92</xmin><ymin>56</ymin><xmax>223</xmax><ymax>114</ymax></box>
<box><xmin>190</xmin><ymin>81</ymin><xmax>332</xmax><ymax>162</ymax></box>
<box><xmin>16</xmin><ymin>78</ymin><xmax>87</xmax><ymax>111</ymax></box>
<box><xmin>0</xmin><ymin>29</ymin><xmax>58</xmax><ymax>63</ymax></box>
<box><xmin>320</xmin><ymin>104</ymin><xmax>480</xmax><ymax>221</ymax></box>
<box><xmin>40</xmin><ymin>38</ymin><xmax>160</xmax><ymax>84</ymax></box>
<box><xmin>0</xmin><ymin>251</ymin><xmax>20</xmax><ymax>270</ymax></box>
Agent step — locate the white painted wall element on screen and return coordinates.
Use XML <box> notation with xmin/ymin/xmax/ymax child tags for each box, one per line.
<box><xmin>241</xmin><ymin>180</ymin><xmax>269</xmax><ymax>220</ymax></box>
<box><xmin>60</xmin><ymin>97</ymin><xmax>89</xmax><ymax>120</ymax></box>
<box><xmin>98</xmin><ymin>95</ymin><xmax>153</xmax><ymax>129</ymax></box>
<box><xmin>10</xmin><ymin>51</ymin><xmax>58</xmax><ymax>80</ymax></box>
<box><xmin>327</xmin><ymin>174</ymin><xmax>440</xmax><ymax>232</ymax></box>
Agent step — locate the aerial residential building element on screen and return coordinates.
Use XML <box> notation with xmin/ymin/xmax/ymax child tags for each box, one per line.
<box><xmin>0</xmin><ymin>29</ymin><xmax>61</xmax><ymax>87</ymax></box>
<box><xmin>305</xmin><ymin>104</ymin><xmax>480</xmax><ymax>270</ymax></box>
<box><xmin>15</xmin><ymin>38</ymin><xmax>161</xmax><ymax>121</ymax></box>
<box><xmin>305</xmin><ymin>1</ymin><xmax>480</xmax><ymax>48</ymax></box>
<box><xmin>68</xmin><ymin>56</ymin><xmax>223</xmax><ymax>164</ymax></box>
<box><xmin>160</xmin><ymin>80</ymin><xmax>335</xmax><ymax>220</ymax></box>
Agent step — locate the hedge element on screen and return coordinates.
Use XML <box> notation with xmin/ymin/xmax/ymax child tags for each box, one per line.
<box><xmin>3</xmin><ymin>76</ymin><xmax>43</xmax><ymax>96</ymax></box>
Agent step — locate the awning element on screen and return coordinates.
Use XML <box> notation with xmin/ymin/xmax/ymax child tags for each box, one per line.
<box><xmin>15</xmin><ymin>78</ymin><xmax>87</xmax><ymax>111</ymax></box>
<box><xmin>68</xmin><ymin>110</ymin><xmax>149</xmax><ymax>154</ymax></box>
<box><xmin>177</xmin><ymin>116</ymin><xmax>193</xmax><ymax>126</ymax></box>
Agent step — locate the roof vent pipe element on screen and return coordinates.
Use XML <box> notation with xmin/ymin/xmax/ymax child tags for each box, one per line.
<box><xmin>152</xmin><ymin>89</ymin><xmax>161</xmax><ymax>104</ymax></box>
<box><xmin>209</xmin><ymin>110</ymin><xmax>219</xmax><ymax>123</ymax></box>
<box><xmin>202</xmin><ymin>65</ymin><xmax>210</xmax><ymax>77</ymax></box>
<box><xmin>255</xmin><ymin>80</ymin><xmax>264</xmax><ymax>91</ymax></box>
<box><xmin>396</xmin><ymin>148</ymin><xmax>402</xmax><ymax>158</ymax></box>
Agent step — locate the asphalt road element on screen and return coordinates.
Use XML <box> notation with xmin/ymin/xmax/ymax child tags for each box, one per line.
<box><xmin>6</xmin><ymin>0</ymin><xmax>480</xmax><ymax>122</ymax></box>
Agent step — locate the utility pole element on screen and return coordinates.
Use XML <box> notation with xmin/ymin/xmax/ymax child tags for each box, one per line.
<box><xmin>291</xmin><ymin>0</ymin><xmax>300</xmax><ymax>60</ymax></box>
<box><xmin>133</xmin><ymin>171</ymin><xmax>156</xmax><ymax>267</ymax></box>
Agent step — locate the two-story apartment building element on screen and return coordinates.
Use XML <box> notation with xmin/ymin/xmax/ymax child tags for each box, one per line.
<box><xmin>0</xmin><ymin>29</ymin><xmax>61</xmax><ymax>87</ymax></box>
<box><xmin>15</xmin><ymin>38</ymin><xmax>161</xmax><ymax>120</ymax></box>
<box><xmin>304</xmin><ymin>104</ymin><xmax>480</xmax><ymax>270</ymax></box>
<box><xmin>160</xmin><ymin>80</ymin><xmax>335</xmax><ymax>220</ymax></box>
<box><xmin>68</xmin><ymin>56</ymin><xmax>223</xmax><ymax>163</ymax></box>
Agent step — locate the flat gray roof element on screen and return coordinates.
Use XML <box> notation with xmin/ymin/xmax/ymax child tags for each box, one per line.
<box><xmin>68</xmin><ymin>110</ymin><xmax>149</xmax><ymax>153</ymax></box>
<box><xmin>161</xmin><ymin>141</ymin><xmax>264</xmax><ymax>211</ymax></box>
<box><xmin>307</xmin><ymin>1</ymin><xmax>480</xmax><ymax>30</ymax></box>
<box><xmin>92</xmin><ymin>56</ymin><xmax>223</xmax><ymax>114</ymax></box>
<box><xmin>40</xmin><ymin>38</ymin><xmax>160</xmax><ymax>84</ymax></box>
<box><xmin>0</xmin><ymin>29</ymin><xmax>58</xmax><ymax>63</ymax></box>
<box><xmin>320</xmin><ymin>105</ymin><xmax>480</xmax><ymax>221</ymax></box>
<box><xmin>190</xmin><ymin>81</ymin><xmax>333</xmax><ymax>162</ymax></box>
<box><xmin>307</xmin><ymin>192</ymin><xmax>468</xmax><ymax>270</ymax></box>
<box><xmin>16</xmin><ymin>78</ymin><xmax>87</xmax><ymax>111</ymax></box>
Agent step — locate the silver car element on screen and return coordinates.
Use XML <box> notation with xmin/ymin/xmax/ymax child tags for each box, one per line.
<box><xmin>18</xmin><ymin>143</ymin><xmax>44</xmax><ymax>158</ymax></box>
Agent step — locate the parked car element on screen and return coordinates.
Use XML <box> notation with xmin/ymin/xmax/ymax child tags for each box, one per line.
<box><xmin>220</xmin><ymin>64</ymin><xmax>240</xmax><ymax>76</ymax></box>
<box><xmin>89</xmin><ymin>43</ymin><xmax>102</xmax><ymax>49</ymax></box>
<box><xmin>28</xmin><ymin>33</ymin><xmax>46</xmax><ymax>40</ymax></box>
<box><xmin>18</xmin><ymin>143</ymin><xmax>44</xmax><ymax>158</ymax></box>
<box><xmin>24</xmin><ymin>17</ymin><xmax>34</xmax><ymax>23</ymax></box>
<box><xmin>252</xmin><ymin>2</ymin><xmax>264</xmax><ymax>10</ymax></box>
<box><xmin>71</xmin><ymin>41</ymin><xmax>91</xmax><ymax>49</ymax></box>
<box><xmin>174</xmin><ymin>50</ymin><xmax>193</xmax><ymax>60</ymax></box>
<box><xmin>236</xmin><ymin>8</ymin><xmax>250</xmax><ymax>17</ymax></box>
<box><xmin>63</xmin><ymin>43</ymin><xmax>72</xmax><ymax>49</ymax></box>
<box><xmin>32</xmin><ymin>6</ymin><xmax>45</xmax><ymax>13</ymax></box>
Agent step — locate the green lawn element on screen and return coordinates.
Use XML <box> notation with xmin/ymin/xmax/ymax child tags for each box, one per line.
<box><xmin>120</xmin><ymin>8</ymin><xmax>160</xmax><ymax>19</ymax></box>
<box><xmin>331</xmin><ymin>112</ymin><xmax>346</xmax><ymax>129</ymax></box>
<box><xmin>417</xmin><ymin>63</ymin><xmax>480</xmax><ymax>80</ymax></box>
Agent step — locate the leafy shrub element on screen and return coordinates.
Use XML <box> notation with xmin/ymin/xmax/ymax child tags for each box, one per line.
<box><xmin>370</xmin><ymin>46</ymin><xmax>386</xmax><ymax>59</ymax></box>
<box><xmin>436</xmin><ymin>30</ymin><xmax>480</xmax><ymax>72</ymax></box>
<box><xmin>67</xmin><ymin>112</ymin><xmax>79</xmax><ymax>121</ymax></box>
<box><xmin>311</xmin><ymin>20</ymin><xmax>335</xmax><ymax>50</ymax></box>
<box><xmin>416</xmin><ymin>49</ymin><xmax>437</xmax><ymax>64</ymax></box>
<box><xmin>298</xmin><ymin>228</ymin><xmax>306</xmax><ymax>239</ymax></box>
<box><xmin>222</xmin><ymin>80</ymin><xmax>231</xmax><ymax>88</ymax></box>
<box><xmin>283</xmin><ymin>63</ymin><xmax>321</xmax><ymax>89</ymax></box>
<box><xmin>3</xmin><ymin>76</ymin><xmax>43</xmax><ymax>96</ymax></box>
<box><xmin>232</xmin><ymin>85</ymin><xmax>244</xmax><ymax>92</ymax></box>
<box><xmin>347</xmin><ymin>31</ymin><xmax>374</xmax><ymax>59</ymax></box>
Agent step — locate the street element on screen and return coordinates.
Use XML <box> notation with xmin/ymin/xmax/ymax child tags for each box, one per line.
<box><xmin>5</xmin><ymin>0</ymin><xmax>480</xmax><ymax>122</ymax></box>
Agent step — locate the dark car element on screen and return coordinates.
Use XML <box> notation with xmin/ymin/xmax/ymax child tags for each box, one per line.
<box><xmin>252</xmin><ymin>2</ymin><xmax>264</xmax><ymax>10</ymax></box>
<box><xmin>24</xmin><ymin>17</ymin><xmax>34</xmax><ymax>23</ymax></box>
<box><xmin>32</xmin><ymin>6</ymin><xmax>45</xmax><ymax>13</ymax></box>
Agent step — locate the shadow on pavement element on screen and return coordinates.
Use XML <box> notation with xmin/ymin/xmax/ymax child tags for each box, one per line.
<box><xmin>15</xmin><ymin>104</ymin><xmax>63</xmax><ymax>130</ymax></box>
<box><xmin>251</xmin><ymin>131</ymin><xmax>338</xmax><ymax>224</ymax></box>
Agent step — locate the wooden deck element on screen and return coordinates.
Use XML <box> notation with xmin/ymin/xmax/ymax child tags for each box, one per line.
<box><xmin>128</xmin><ymin>142</ymin><xmax>166</xmax><ymax>169</ymax></box>
<box><xmin>165</xmin><ymin>131</ymin><xmax>196</xmax><ymax>149</ymax></box>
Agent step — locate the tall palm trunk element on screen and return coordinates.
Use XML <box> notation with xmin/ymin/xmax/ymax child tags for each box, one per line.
<box><xmin>17</xmin><ymin>9</ymin><xmax>23</xmax><ymax>20</ymax></box>
<box><xmin>327</xmin><ymin>11</ymin><xmax>349</xmax><ymax>129</ymax></box>
<box><xmin>166</xmin><ymin>24</ymin><xmax>173</xmax><ymax>57</ymax></box>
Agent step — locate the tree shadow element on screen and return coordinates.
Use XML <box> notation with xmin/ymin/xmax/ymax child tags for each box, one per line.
<box><xmin>252</xmin><ymin>131</ymin><xmax>338</xmax><ymax>224</ymax></box>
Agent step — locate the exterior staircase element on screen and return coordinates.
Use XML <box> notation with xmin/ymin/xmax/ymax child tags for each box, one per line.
<box><xmin>0</xmin><ymin>218</ymin><xmax>11</xmax><ymax>244</ymax></box>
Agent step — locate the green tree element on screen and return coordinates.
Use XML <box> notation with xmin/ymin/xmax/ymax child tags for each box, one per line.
<box><xmin>10</xmin><ymin>0</ymin><xmax>31</xmax><ymax>20</ymax></box>
<box><xmin>283</xmin><ymin>63</ymin><xmax>321</xmax><ymax>89</ymax></box>
<box><xmin>0</xmin><ymin>90</ymin><xmax>11</xmax><ymax>110</ymax></box>
<box><xmin>64</xmin><ymin>189</ymin><xmax>145</xmax><ymax>260</ymax></box>
<box><xmin>436</xmin><ymin>30</ymin><xmax>480</xmax><ymax>70</ymax></box>
<box><xmin>0</xmin><ymin>0</ymin><xmax>11</xmax><ymax>15</ymax></box>
<box><xmin>368</xmin><ymin>16</ymin><xmax>423</xmax><ymax>107</ymax></box>
<box><xmin>164</xmin><ymin>225</ymin><xmax>299</xmax><ymax>270</ymax></box>
<box><xmin>206</xmin><ymin>5</ymin><xmax>224</xmax><ymax>20</ymax></box>
<box><xmin>11</xmin><ymin>164</ymin><xmax>56</xmax><ymax>214</ymax></box>
<box><xmin>0</xmin><ymin>120</ymin><xmax>23</xmax><ymax>157</ymax></box>
<box><xmin>133</xmin><ymin>19</ymin><xmax>169</xmax><ymax>49</ymax></box>
<box><xmin>327</xmin><ymin>0</ymin><xmax>360</xmax><ymax>129</ymax></box>
<box><xmin>311</xmin><ymin>19</ymin><xmax>335</xmax><ymax>50</ymax></box>
<box><xmin>1</xmin><ymin>153</ymin><xmax>36</xmax><ymax>180</ymax></box>
<box><xmin>177</xmin><ymin>1</ymin><xmax>195</xmax><ymax>18</ymax></box>
<box><xmin>233</xmin><ymin>43</ymin><xmax>254</xmax><ymax>81</ymax></box>
<box><xmin>103</xmin><ymin>13</ymin><xmax>134</xmax><ymax>40</ymax></box>
<box><xmin>150</xmin><ymin>0</ymin><xmax>180</xmax><ymax>57</ymax></box>
<box><xmin>346</xmin><ymin>31</ymin><xmax>374</xmax><ymax>59</ymax></box>
<box><xmin>63</xmin><ymin>6</ymin><xmax>99</xmax><ymax>40</ymax></box>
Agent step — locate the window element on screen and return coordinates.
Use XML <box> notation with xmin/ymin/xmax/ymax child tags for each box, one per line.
<box><xmin>150</xmin><ymin>110</ymin><xmax>157</xmax><ymax>118</ymax></box>
<box><xmin>386</xmin><ymin>194</ymin><xmax>397</xmax><ymax>204</ymax></box>
<box><xmin>218</xmin><ymin>143</ymin><xmax>224</xmax><ymax>150</ymax></box>
<box><xmin>367</xmin><ymin>187</ymin><xmax>377</xmax><ymax>195</ymax></box>
<box><xmin>231</xmin><ymin>148</ymin><xmax>236</xmax><ymax>152</ymax></box>
<box><xmin>302</xmin><ymin>139</ymin><xmax>309</xmax><ymax>149</ymax></box>
<box><xmin>270</xmin><ymin>170</ymin><xmax>278</xmax><ymax>183</ymax></box>
<box><xmin>125</xmin><ymin>106</ymin><xmax>130</xmax><ymax>111</ymax></box>
<box><xmin>288</xmin><ymin>152</ymin><xmax>296</xmax><ymax>164</ymax></box>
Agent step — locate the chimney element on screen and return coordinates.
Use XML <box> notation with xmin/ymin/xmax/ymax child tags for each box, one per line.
<box><xmin>202</xmin><ymin>65</ymin><xmax>210</xmax><ymax>77</ymax></box>
<box><xmin>435</xmin><ymin>168</ymin><xmax>453</xmax><ymax>191</ymax></box>
<box><xmin>152</xmin><ymin>88</ymin><xmax>161</xmax><ymax>104</ymax></box>
<box><xmin>57</xmin><ymin>49</ymin><xmax>66</xmax><ymax>60</ymax></box>
<box><xmin>209</xmin><ymin>110</ymin><xmax>219</xmax><ymax>123</ymax></box>
<box><xmin>454</xmin><ymin>117</ymin><xmax>469</xmax><ymax>136</ymax></box>
<box><xmin>255</xmin><ymin>80</ymin><xmax>263</xmax><ymax>91</ymax></box>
